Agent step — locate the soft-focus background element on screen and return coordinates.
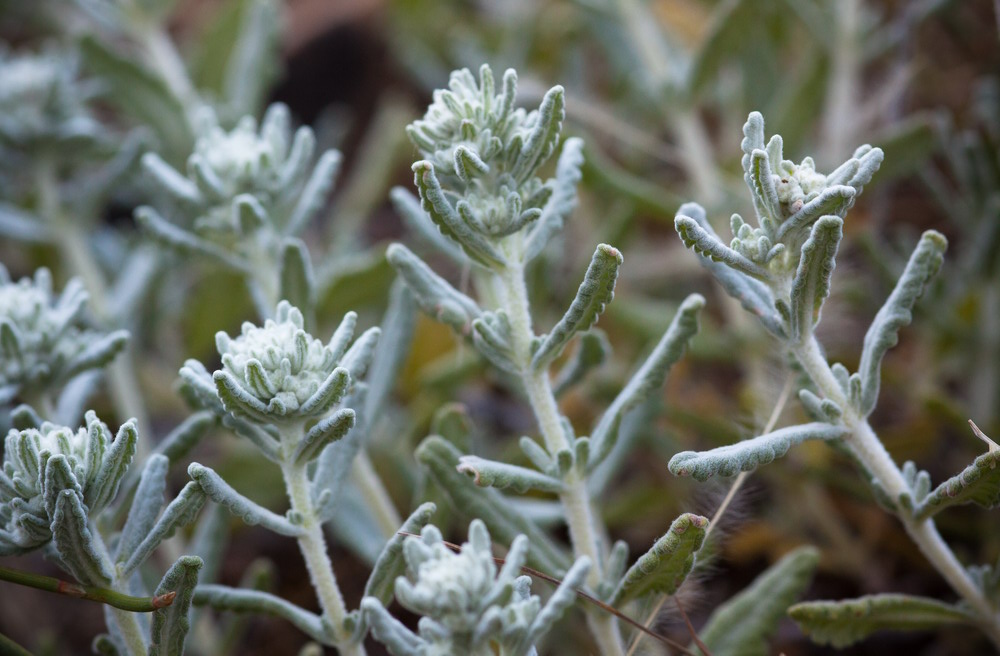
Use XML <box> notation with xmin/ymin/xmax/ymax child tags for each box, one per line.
<box><xmin>1</xmin><ymin>0</ymin><xmax>999</xmax><ymax>654</ymax></box>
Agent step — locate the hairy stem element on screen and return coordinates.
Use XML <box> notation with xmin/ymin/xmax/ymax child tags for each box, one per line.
<box><xmin>793</xmin><ymin>335</ymin><xmax>1000</xmax><ymax>647</ymax></box>
<box><xmin>499</xmin><ymin>264</ymin><xmax>626</xmax><ymax>656</ymax></box>
<box><xmin>280</xmin><ymin>442</ymin><xmax>364</xmax><ymax>655</ymax></box>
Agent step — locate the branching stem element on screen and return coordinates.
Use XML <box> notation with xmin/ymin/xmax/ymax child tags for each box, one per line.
<box><xmin>499</xmin><ymin>263</ymin><xmax>626</xmax><ymax>656</ymax></box>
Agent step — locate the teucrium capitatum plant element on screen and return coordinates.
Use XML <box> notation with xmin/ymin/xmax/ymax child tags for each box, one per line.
<box><xmin>389</xmin><ymin>64</ymin><xmax>709</xmax><ymax>656</ymax></box>
<box><xmin>671</xmin><ymin>111</ymin><xmax>1000</xmax><ymax>649</ymax></box>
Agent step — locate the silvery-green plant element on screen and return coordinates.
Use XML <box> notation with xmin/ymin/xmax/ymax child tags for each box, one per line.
<box><xmin>389</xmin><ymin>64</ymin><xmax>707</xmax><ymax>655</ymax></box>
<box><xmin>361</xmin><ymin>520</ymin><xmax>590</xmax><ymax>656</ymax></box>
<box><xmin>0</xmin><ymin>409</ymin><xmax>206</xmax><ymax>655</ymax></box>
<box><xmin>0</xmin><ymin>265</ymin><xmax>128</xmax><ymax>413</ymax></box>
<box><xmin>178</xmin><ymin>300</ymin><xmax>402</xmax><ymax>655</ymax></box>
<box><xmin>671</xmin><ymin>111</ymin><xmax>1000</xmax><ymax>649</ymax></box>
<box><xmin>137</xmin><ymin>104</ymin><xmax>340</xmax><ymax>319</ymax></box>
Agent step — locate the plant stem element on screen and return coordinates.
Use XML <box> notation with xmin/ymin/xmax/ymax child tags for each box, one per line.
<box><xmin>280</xmin><ymin>449</ymin><xmax>364</xmax><ymax>655</ymax></box>
<box><xmin>793</xmin><ymin>334</ymin><xmax>1000</xmax><ymax>648</ymax></box>
<box><xmin>0</xmin><ymin>564</ymin><xmax>173</xmax><ymax>612</ymax></box>
<box><xmin>35</xmin><ymin>162</ymin><xmax>151</xmax><ymax>456</ymax></box>
<box><xmin>499</xmin><ymin>264</ymin><xmax>626</xmax><ymax>656</ymax></box>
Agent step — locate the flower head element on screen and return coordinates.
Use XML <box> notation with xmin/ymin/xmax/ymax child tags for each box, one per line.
<box><xmin>0</xmin><ymin>412</ymin><xmax>137</xmax><ymax>554</ymax></box>
<box><xmin>0</xmin><ymin>47</ymin><xmax>102</xmax><ymax>153</ymax></box>
<box><xmin>180</xmin><ymin>301</ymin><xmax>378</xmax><ymax>427</ymax></box>
<box><xmin>0</xmin><ymin>266</ymin><xmax>129</xmax><ymax>404</ymax></box>
<box><xmin>360</xmin><ymin>520</ymin><xmax>590</xmax><ymax>655</ymax></box>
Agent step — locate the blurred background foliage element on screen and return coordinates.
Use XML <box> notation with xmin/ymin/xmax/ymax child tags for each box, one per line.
<box><xmin>0</xmin><ymin>0</ymin><xmax>998</xmax><ymax>653</ymax></box>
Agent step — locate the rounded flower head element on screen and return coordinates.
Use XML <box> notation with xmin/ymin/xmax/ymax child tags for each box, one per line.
<box><xmin>0</xmin><ymin>47</ymin><xmax>102</xmax><ymax>153</ymax></box>
<box><xmin>363</xmin><ymin>520</ymin><xmax>591</xmax><ymax>655</ymax></box>
<box><xmin>0</xmin><ymin>266</ymin><xmax>129</xmax><ymax>404</ymax></box>
<box><xmin>180</xmin><ymin>301</ymin><xmax>379</xmax><ymax>427</ymax></box>
<box><xmin>401</xmin><ymin>65</ymin><xmax>578</xmax><ymax>265</ymax></box>
<box><xmin>0</xmin><ymin>412</ymin><xmax>137</xmax><ymax>554</ymax></box>
<box><xmin>139</xmin><ymin>103</ymin><xmax>340</xmax><ymax>251</ymax></box>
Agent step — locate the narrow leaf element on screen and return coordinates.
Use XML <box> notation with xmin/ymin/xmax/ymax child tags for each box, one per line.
<box><xmin>193</xmin><ymin>585</ymin><xmax>329</xmax><ymax>644</ymax></box>
<box><xmin>457</xmin><ymin>456</ymin><xmax>565</xmax><ymax>493</ymax></box>
<box><xmin>675</xmin><ymin>215</ymin><xmax>770</xmax><ymax>280</ymax></box>
<box><xmin>120</xmin><ymin>481</ymin><xmax>207</xmax><ymax>577</ymax></box>
<box><xmin>524</xmin><ymin>137</ymin><xmax>584</xmax><ymax>261</ymax></box>
<box><xmin>279</xmin><ymin>239</ymin><xmax>316</xmax><ymax>318</ymax></box>
<box><xmin>116</xmin><ymin>454</ymin><xmax>169</xmax><ymax>562</ymax></box>
<box><xmin>914</xmin><ymin>449</ymin><xmax>1000</xmax><ymax>520</ymax></box>
<box><xmin>669</xmin><ymin>423</ymin><xmax>849</xmax><ymax>481</ymax></box>
<box><xmin>789</xmin><ymin>594</ymin><xmax>976</xmax><ymax>648</ymax></box>
<box><xmin>134</xmin><ymin>206</ymin><xmax>250</xmax><ymax>273</ymax></box>
<box><xmin>363</xmin><ymin>502</ymin><xmax>437</xmax><ymax>605</ymax></box>
<box><xmin>857</xmin><ymin>231</ymin><xmax>947</xmax><ymax>416</ymax></box>
<box><xmin>416</xmin><ymin>436</ymin><xmax>570</xmax><ymax>575</ymax></box>
<box><xmin>589</xmin><ymin>294</ymin><xmax>703</xmax><ymax>468</ymax></box>
<box><xmin>697</xmin><ymin>547</ymin><xmax>820</xmax><ymax>656</ymax></box>
<box><xmin>611</xmin><ymin>513</ymin><xmax>708</xmax><ymax>605</ymax></box>
<box><xmin>293</xmin><ymin>409</ymin><xmax>356</xmax><ymax>465</ymax></box>
<box><xmin>532</xmin><ymin>244</ymin><xmax>623</xmax><ymax>370</ymax></box>
<box><xmin>386</xmin><ymin>243</ymin><xmax>482</xmax><ymax>334</ymax></box>
<box><xmin>51</xmin><ymin>490</ymin><xmax>113</xmax><ymax>585</ymax></box>
<box><xmin>789</xmin><ymin>216</ymin><xmax>843</xmax><ymax>340</ymax></box>
<box><xmin>553</xmin><ymin>330</ymin><xmax>610</xmax><ymax>397</ymax></box>
<box><xmin>188</xmin><ymin>463</ymin><xmax>303</xmax><ymax>536</ymax></box>
<box><xmin>149</xmin><ymin>556</ymin><xmax>203</xmax><ymax>656</ymax></box>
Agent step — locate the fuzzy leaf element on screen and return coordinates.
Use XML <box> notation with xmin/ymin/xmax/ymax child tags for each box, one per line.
<box><xmin>155</xmin><ymin>412</ymin><xmax>217</xmax><ymax>465</ymax></box>
<box><xmin>611</xmin><ymin>513</ymin><xmax>708</xmax><ymax>605</ymax></box>
<box><xmin>149</xmin><ymin>556</ymin><xmax>203</xmax><ymax>656</ymax></box>
<box><xmin>386</xmin><ymin>243</ymin><xmax>482</xmax><ymax>334</ymax></box>
<box><xmin>361</xmin><ymin>597</ymin><xmax>425</xmax><ymax>655</ymax></box>
<box><xmin>89</xmin><ymin>419</ymin><xmax>138</xmax><ymax>513</ymax></box>
<box><xmin>524</xmin><ymin>137</ymin><xmax>584</xmax><ymax>262</ymax></box>
<box><xmin>789</xmin><ymin>216</ymin><xmax>843</xmax><ymax>340</ymax></box>
<box><xmin>188</xmin><ymin>463</ymin><xmax>302</xmax><ymax>536</ymax></box>
<box><xmin>279</xmin><ymin>239</ymin><xmax>316</xmax><ymax>318</ymax></box>
<box><xmin>220</xmin><ymin>0</ymin><xmax>280</xmax><ymax>118</ymax></box>
<box><xmin>416</xmin><ymin>436</ymin><xmax>570</xmax><ymax>575</ymax></box>
<box><xmin>51</xmin><ymin>489</ymin><xmax>113</xmax><ymax>585</ymax></box>
<box><xmin>675</xmin><ymin>215</ymin><xmax>770</xmax><ymax>280</ymax></box>
<box><xmin>775</xmin><ymin>186</ymin><xmax>855</xmax><ymax>242</ymax></box>
<box><xmin>457</xmin><ymin>456</ymin><xmax>565</xmax><ymax>493</ymax></box>
<box><xmin>669</xmin><ymin>423</ymin><xmax>848</xmax><ymax>481</ymax></box>
<box><xmin>194</xmin><ymin>585</ymin><xmax>329</xmax><ymax>644</ymax></box>
<box><xmin>589</xmin><ymin>294</ymin><xmax>703</xmax><ymax>469</ymax></box>
<box><xmin>914</xmin><ymin>450</ymin><xmax>1000</xmax><ymax>520</ymax></box>
<box><xmin>293</xmin><ymin>409</ymin><xmax>356</xmax><ymax>465</ymax></box>
<box><xmin>134</xmin><ymin>206</ymin><xmax>249</xmax><ymax>272</ymax></box>
<box><xmin>363</xmin><ymin>280</ymin><xmax>417</xmax><ymax>422</ymax></box>
<box><xmin>286</xmin><ymin>150</ymin><xmax>341</xmax><ymax>237</ymax></box>
<box><xmin>340</xmin><ymin>328</ymin><xmax>381</xmax><ymax>383</ymax></box>
<box><xmin>363</xmin><ymin>502</ymin><xmax>437</xmax><ymax>606</ymax></box>
<box><xmin>523</xmin><ymin>555</ymin><xmax>591</xmax><ymax>645</ymax></box>
<box><xmin>411</xmin><ymin>161</ymin><xmax>506</xmax><ymax>269</ymax></box>
<box><xmin>789</xmin><ymin>594</ymin><xmax>975</xmax><ymax>648</ymax></box>
<box><xmin>116</xmin><ymin>454</ymin><xmax>168</xmax><ymax>562</ymax></box>
<box><xmin>857</xmin><ymin>231</ymin><xmax>947</xmax><ymax>416</ymax></box>
<box><xmin>675</xmin><ymin>203</ymin><xmax>785</xmax><ymax>336</ymax></box>
<box><xmin>390</xmin><ymin>187</ymin><xmax>468</xmax><ymax>264</ymax></box>
<box><xmin>532</xmin><ymin>244</ymin><xmax>622</xmax><ymax>370</ymax></box>
<box><xmin>697</xmin><ymin>547</ymin><xmax>819</xmax><ymax>656</ymax></box>
<box><xmin>120</xmin><ymin>481</ymin><xmax>207</xmax><ymax>576</ymax></box>
<box><xmin>511</xmin><ymin>85</ymin><xmax>565</xmax><ymax>182</ymax></box>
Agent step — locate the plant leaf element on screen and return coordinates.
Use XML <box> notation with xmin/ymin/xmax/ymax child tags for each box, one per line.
<box><xmin>669</xmin><ymin>423</ymin><xmax>849</xmax><ymax>481</ymax></box>
<box><xmin>457</xmin><ymin>456</ymin><xmax>565</xmax><ymax>493</ymax></box>
<box><xmin>386</xmin><ymin>243</ymin><xmax>482</xmax><ymax>334</ymax></box>
<box><xmin>188</xmin><ymin>463</ymin><xmax>302</xmax><ymax>536</ymax></box>
<box><xmin>193</xmin><ymin>585</ymin><xmax>330</xmax><ymax>644</ymax></box>
<box><xmin>532</xmin><ymin>244</ymin><xmax>623</xmax><ymax>370</ymax></box>
<box><xmin>789</xmin><ymin>594</ymin><xmax>976</xmax><ymax>648</ymax></box>
<box><xmin>611</xmin><ymin>513</ymin><xmax>708</xmax><ymax>605</ymax></box>
<box><xmin>149</xmin><ymin>556</ymin><xmax>203</xmax><ymax>656</ymax></box>
<box><xmin>914</xmin><ymin>449</ymin><xmax>1000</xmax><ymax>520</ymax></box>
<box><xmin>856</xmin><ymin>230</ymin><xmax>947</xmax><ymax>416</ymax></box>
<box><xmin>697</xmin><ymin>547</ymin><xmax>819</xmax><ymax>656</ymax></box>
<box><xmin>120</xmin><ymin>481</ymin><xmax>207</xmax><ymax>577</ymax></box>
<box><xmin>789</xmin><ymin>216</ymin><xmax>843</xmax><ymax>340</ymax></box>
<box><xmin>589</xmin><ymin>294</ymin><xmax>703</xmax><ymax>469</ymax></box>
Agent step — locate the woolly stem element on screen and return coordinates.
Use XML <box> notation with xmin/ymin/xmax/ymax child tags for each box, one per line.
<box><xmin>280</xmin><ymin>432</ymin><xmax>365</xmax><ymax>656</ymax></box>
<box><xmin>499</xmin><ymin>264</ymin><xmax>626</xmax><ymax>656</ymax></box>
<box><xmin>793</xmin><ymin>334</ymin><xmax>1000</xmax><ymax>648</ymax></box>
